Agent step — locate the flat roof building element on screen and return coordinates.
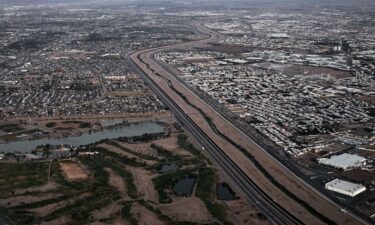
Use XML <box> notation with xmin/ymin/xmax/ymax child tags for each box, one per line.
<box><xmin>318</xmin><ymin>153</ymin><xmax>367</xmax><ymax>170</ymax></box>
<box><xmin>325</xmin><ymin>179</ymin><xmax>366</xmax><ymax>197</ymax></box>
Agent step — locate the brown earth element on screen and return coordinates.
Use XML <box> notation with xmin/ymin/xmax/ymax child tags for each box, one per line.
<box><xmin>107</xmin><ymin>91</ymin><xmax>151</xmax><ymax>97</ymax></box>
<box><xmin>0</xmin><ymin>193</ymin><xmax>62</xmax><ymax>208</ymax></box>
<box><xmin>127</xmin><ymin>167</ymin><xmax>158</xmax><ymax>203</ymax></box>
<box><xmin>104</xmin><ymin>168</ymin><xmax>127</xmax><ymax>195</ymax></box>
<box><xmin>99</xmin><ymin>143</ymin><xmax>158</xmax><ymax>166</ymax></box>
<box><xmin>92</xmin><ymin>202</ymin><xmax>122</xmax><ymax>220</ymax></box>
<box><xmin>59</xmin><ymin>161</ymin><xmax>89</xmax><ymax>181</ymax></box>
<box><xmin>39</xmin><ymin>216</ymin><xmax>71</xmax><ymax>225</ymax></box>
<box><xmin>283</xmin><ymin>64</ymin><xmax>353</xmax><ymax>79</ymax></box>
<box><xmin>29</xmin><ymin>192</ymin><xmax>92</xmax><ymax>217</ymax></box>
<box><xmin>225</xmin><ymin>200</ymin><xmax>270</xmax><ymax>225</ymax></box>
<box><xmin>90</xmin><ymin>222</ymin><xmax>109</xmax><ymax>225</ymax></box>
<box><xmin>112</xmin><ymin>217</ymin><xmax>128</xmax><ymax>225</ymax></box>
<box><xmin>118</xmin><ymin>133</ymin><xmax>193</xmax><ymax>157</ymax></box>
<box><xmin>133</xmin><ymin>203</ymin><xmax>166</xmax><ymax>225</ymax></box>
<box><xmin>201</xmin><ymin>43</ymin><xmax>255</xmax><ymax>54</ymax></box>
<box><xmin>14</xmin><ymin>182</ymin><xmax>59</xmax><ymax>195</ymax></box>
<box><xmin>158</xmin><ymin>197</ymin><xmax>213</xmax><ymax>223</ymax></box>
<box><xmin>338</xmin><ymin>169</ymin><xmax>375</xmax><ymax>184</ymax></box>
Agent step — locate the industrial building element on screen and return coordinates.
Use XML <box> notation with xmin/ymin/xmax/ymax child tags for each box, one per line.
<box><xmin>318</xmin><ymin>153</ymin><xmax>367</xmax><ymax>170</ymax></box>
<box><xmin>325</xmin><ymin>179</ymin><xmax>366</xmax><ymax>197</ymax></box>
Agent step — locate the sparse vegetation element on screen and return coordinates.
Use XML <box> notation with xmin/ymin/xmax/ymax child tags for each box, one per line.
<box><xmin>0</xmin><ymin>129</ymin><xmax>241</xmax><ymax>225</ymax></box>
<box><xmin>79</xmin><ymin>122</ymin><xmax>91</xmax><ymax>128</ymax></box>
<box><xmin>121</xmin><ymin>202</ymin><xmax>139</xmax><ymax>225</ymax></box>
<box><xmin>150</xmin><ymin>143</ymin><xmax>181</xmax><ymax>161</ymax></box>
<box><xmin>45</xmin><ymin>122</ymin><xmax>57</xmax><ymax>128</ymax></box>
<box><xmin>153</xmin><ymin>168</ymin><xmax>196</xmax><ymax>203</ymax></box>
<box><xmin>0</xmin><ymin>162</ymin><xmax>49</xmax><ymax>198</ymax></box>
<box><xmin>0</xmin><ymin>123</ymin><xmax>25</xmax><ymax>133</ymax></box>
<box><xmin>196</xmin><ymin>168</ymin><xmax>233</xmax><ymax>225</ymax></box>
<box><xmin>0</xmin><ymin>128</ymin><xmax>45</xmax><ymax>142</ymax></box>
<box><xmin>177</xmin><ymin>134</ymin><xmax>201</xmax><ymax>156</ymax></box>
<box><xmin>107</xmin><ymin>140</ymin><xmax>156</xmax><ymax>160</ymax></box>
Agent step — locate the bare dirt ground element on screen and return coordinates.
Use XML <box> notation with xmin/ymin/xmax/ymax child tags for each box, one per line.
<box><xmin>92</xmin><ymin>202</ymin><xmax>122</xmax><ymax>220</ymax></box>
<box><xmin>0</xmin><ymin>193</ymin><xmax>62</xmax><ymax>207</ymax></box>
<box><xmin>107</xmin><ymin>91</ymin><xmax>151</xmax><ymax>97</ymax></box>
<box><xmin>90</xmin><ymin>222</ymin><xmax>109</xmax><ymax>225</ymax></box>
<box><xmin>99</xmin><ymin>143</ymin><xmax>130</xmax><ymax>156</ymax></box>
<box><xmin>116</xmin><ymin>141</ymin><xmax>159</xmax><ymax>157</ymax></box>
<box><xmin>99</xmin><ymin>143</ymin><xmax>158</xmax><ymax>166</ymax></box>
<box><xmin>338</xmin><ymin>169</ymin><xmax>375</xmax><ymax>183</ymax></box>
<box><xmin>127</xmin><ymin>167</ymin><xmax>159</xmax><ymax>203</ymax></box>
<box><xmin>29</xmin><ymin>192</ymin><xmax>92</xmax><ymax>217</ymax></box>
<box><xmin>14</xmin><ymin>182</ymin><xmax>59</xmax><ymax>195</ymax></box>
<box><xmin>200</xmin><ymin>43</ymin><xmax>308</xmax><ymax>55</ymax></box>
<box><xmin>159</xmin><ymin>197</ymin><xmax>213</xmax><ymax>223</ymax></box>
<box><xmin>133</xmin><ymin>203</ymin><xmax>166</xmax><ymax>225</ymax></box>
<box><xmin>151</xmin><ymin>133</ymin><xmax>193</xmax><ymax>157</ymax></box>
<box><xmin>39</xmin><ymin>216</ymin><xmax>71</xmax><ymax>225</ymax></box>
<box><xmin>283</xmin><ymin>64</ymin><xmax>353</xmax><ymax>79</ymax></box>
<box><xmin>59</xmin><ymin>161</ymin><xmax>89</xmax><ymax>181</ymax></box>
<box><xmin>104</xmin><ymin>168</ymin><xmax>126</xmax><ymax>195</ymax></box>
<box><xmin>112</xmin><ymin>217</ymin><xmax>128</xmax><ymax>225</ymax></box>
<box><xmin>225</xmin><ymin>200</ymin><xmax>270</xmax><ymax>225</ymax></box>
<box><xmin>105</xmin><ymin>141</ymin><xmax>159</xmax><ymax>160</ymax></box>
<box><xmin>201</xmin><ymin>43</ymin><xmax>255</xmax><ymax>54</ymax></box>
<box><xmin>118</xmin><ymin>133</ymin><xmax>193</xmax><ymax>158</ymax></box>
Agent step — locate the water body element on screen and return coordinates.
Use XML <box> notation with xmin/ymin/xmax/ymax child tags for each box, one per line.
<box><xmin>173</xmin><ymin>176</ymin><xmax>197</xmax><ymax>196</ymax></box>
<box><xmin>0</xmin><ymin>122</ymin><xmax>164</xmax><ymax>153</ymax></box>
<box><xmin>216</xmin><ymin>183</ymin><xmax>236</xmax><ymax>200</ymax></box>
<box><xmin>158</xmin><ymin>161</ymin><xmax>179</xmax><ymax>174</ymax></box>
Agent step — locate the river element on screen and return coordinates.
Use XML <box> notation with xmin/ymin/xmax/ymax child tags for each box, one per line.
<box><xmin>0</xmin><ymin>122</ymin><xmax>164</xmax><ymax>153</ymax></box>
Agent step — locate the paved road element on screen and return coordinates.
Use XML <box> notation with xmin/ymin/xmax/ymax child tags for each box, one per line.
<box><xmin>127</xmin><ymin>24</ymin><xmax>303</xmax><ymax>225</ymax></box>
<box><xmin>128</xmin><ymin>23</ymin><xmax>367</xmax><ymax>225</ymax></box>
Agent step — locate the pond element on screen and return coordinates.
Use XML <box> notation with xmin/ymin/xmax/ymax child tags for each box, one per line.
<box><xmin>0</xmin><ymin>122</ymin><xmax>164</xmax><ymax>153</ymax></box>
<box><xmin>173</xmin><ymin>175</ymin><xmax>197</xmax><ymax>196</ymax></box>
<box><xmin>158</xmin><ymin>161</ymin><xmax>179</xmax><ymax>174</ymax></box>
<box><xmin>216</xmin><ymin>183</ymin><xmax>236</xmax><ymax>200</ymax></box>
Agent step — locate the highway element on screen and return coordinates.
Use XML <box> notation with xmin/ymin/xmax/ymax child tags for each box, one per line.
<box><xmin>128</xmin><ymin>23</ymin><xmax>367</xmax><ymax>225</ymax></box>
<box><xmin>127</xmin><ymin>24</ymin><xmax>303</xmax><ymax>225</ymax></box>
<box><xmin>128</xmin><ymin>53</ymin><xmax>303</xmax><ymax>225</ymax></box>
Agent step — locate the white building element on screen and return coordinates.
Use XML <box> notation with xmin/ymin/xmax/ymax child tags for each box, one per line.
<box><xmin>318</xmin><ymin>153</ymin><xmax>367</xmax><ymax>170</ymax></box>
<box><xmin>325</xmin><ymin>179</ymin><xmax>366</xmax><ymax>197</ymax></box>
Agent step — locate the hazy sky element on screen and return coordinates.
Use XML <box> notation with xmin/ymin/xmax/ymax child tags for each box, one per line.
<box><xmin>1</xmin><ymin>0</ymin><xmax>374</xmax><ymax>8</ymax></box>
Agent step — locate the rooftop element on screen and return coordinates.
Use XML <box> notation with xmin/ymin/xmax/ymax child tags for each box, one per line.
<box><xmin>318</xmin><ymin>153</ymin><xmax>367</xmax><ymax>170</ymax></box>
<box><xmin>325</xmin><ymin>178</ymin><xmax>366</xmax><ymax>197</ymax></box>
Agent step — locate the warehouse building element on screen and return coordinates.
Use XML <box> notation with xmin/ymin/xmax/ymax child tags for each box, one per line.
<box><xmin>318</xmin><ymin>153</ymin><xmax>367</xmax><ymax>170</ymax></box>
<box><xmin>325</xmin><ymin>179</ymin><xmax>366</xmax><ymax>197</ymax></box>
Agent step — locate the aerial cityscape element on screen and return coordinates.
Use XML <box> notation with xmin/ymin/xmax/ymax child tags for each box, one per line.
<box><xmin>0</xmin><ymin>0</ymin><xmax>374</xmax><ymax>225</ymax></box>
